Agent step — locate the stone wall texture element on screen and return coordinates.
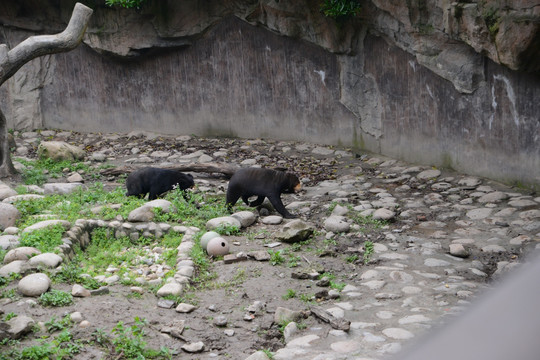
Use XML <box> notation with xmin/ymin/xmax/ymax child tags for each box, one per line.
<box><xmin>0</xmin><ymin>0</ymin><xmax>539</xmax><ymax>188</ymax></box>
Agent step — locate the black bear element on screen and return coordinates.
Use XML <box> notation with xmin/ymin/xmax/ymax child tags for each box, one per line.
<box><xmin>226</xmin><ymin>167</ymin><xmax>301</xmax><ymax>218</ymax></box>
<box><xmin>126</xmin><ymin>167</ymin><xmax>194</xmax><ymax>200</ymax></box>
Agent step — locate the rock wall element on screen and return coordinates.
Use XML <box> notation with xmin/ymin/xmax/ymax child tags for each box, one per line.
<box><xmin>0</xmin><ymin>0</ymin><xmax>539</xmax><ymax>188</ymax></box>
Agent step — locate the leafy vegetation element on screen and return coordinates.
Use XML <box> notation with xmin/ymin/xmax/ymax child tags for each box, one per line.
<box><xmin>110</xmin><ymin>317</ymin><xmax>172</xmax><ymax>359</ymax></box>
<box><xmin>38</xmin><ymin>290</ymin><xmax>73</xmax><ymax>307</ymax></box>
<box><xmin>363</xmin><ymin>240</ymin><xmax>374</xmax><ymax>264</ymax></box>
<box><xmin>105</xmin><ymin>0</ymin><xmax>145</xmax><ymax>8</ymax></box>
<box><xmin>320</xmin><ymin>0</ymin><xmax>361</xmax><ymax>20</ymax></box>
<box><xmin>18</xmin><ymin>225</ymin><xmax>65</xmax><ymax>253</ymax></box>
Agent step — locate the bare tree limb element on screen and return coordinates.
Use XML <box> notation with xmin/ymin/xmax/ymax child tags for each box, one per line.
<box><xmin>101</xmin><ymin>162</ymin><xmax>240</xmax><ymax>178</ymax></box>
<box><xmin>0</xmin><ymin>3</ymin><xmax>93</xmax><ymax>177</ymax></box>
<box><xmin>0</xmin><ymin>3</ymin><xmax>93</xmax><ymax>85</ymax></box>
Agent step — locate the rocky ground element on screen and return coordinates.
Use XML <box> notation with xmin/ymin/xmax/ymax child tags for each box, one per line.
<box><xmin>0</xmin><ymin>129</ymin><xmax>539</xmax><ymax>360</ymax></box>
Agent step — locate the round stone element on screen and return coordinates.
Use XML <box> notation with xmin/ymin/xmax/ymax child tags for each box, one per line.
<box><xmin>200</xmin><ymin>231</ymin><xmax>220</xmax><ymax>251</ymax></box>
<box><xmin>18</xmin><ymin>273</ymin><xmax>51</xmax><ymax>297</ymax></box>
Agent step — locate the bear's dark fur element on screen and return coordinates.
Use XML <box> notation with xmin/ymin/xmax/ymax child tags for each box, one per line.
<box><xmin>226</xmin><ymin>167</ymin><xmax>301</xmax><ymax>218</ymax></box>
<box><xmin>126</xmin><ymin>167</ymin><xmax>194</xmax><ymax>200</ymax></box>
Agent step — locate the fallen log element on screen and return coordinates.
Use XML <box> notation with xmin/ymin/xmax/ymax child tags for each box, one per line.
<box><xmin>100</xmin><ymin>162</ymin><xmax>239</xmax><ymax>178</ymax></box>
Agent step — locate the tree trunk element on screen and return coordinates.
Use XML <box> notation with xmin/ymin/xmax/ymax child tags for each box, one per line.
<box><xmin>0</xmin><ymin>2</ymin><xmax>93</xmax><ymax>177</ymax></box>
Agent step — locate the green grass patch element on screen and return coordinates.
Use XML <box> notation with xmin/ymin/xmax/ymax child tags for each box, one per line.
<box><xmin>18</xmin><ymin>225</ymin><xmax>65</xmax><ymax>253</ymax></box>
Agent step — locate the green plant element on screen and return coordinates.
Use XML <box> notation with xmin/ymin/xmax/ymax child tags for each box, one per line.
<box><xmin>261</xmin><ymin>349</ymin><xmax>274</xmax><ymax>359</ymax></box>
<box><xmin>269</xmin><ymin>250</ymin><xmax>284</xmax><ymax>266</ymax></box>
<box><xmin>18</xmin><ymin>224</ymin><xmax>65</xmax><ymax>253</ymax></box>
<box><xmin>45</xmin><ymin>315</ymin><xmax>72</xmax><ymax>333</ymax></box>
<box><xmin>105</xmin><ymin>0</ymin><xmax>145</xmax><ymax>8</ymax></box>
<box><xmin>346</xmin><ymin>254</ymin><xmax>359</xmax><ymax>263</ymax></box>
<box><xmin>110</xmin><ymin>317</ymin><xmax>172</xmax><ymax>359</ymax></box>
<box><xmin>52</xmin><ymin>261</ymin><xmax>102</xmax><ymax>290</ymax></box>
<box><xmin>282</xmin><ymin>289</ymin><xmax>297</xmax><ymax>300</ymax></box>
<box><xmin>214</xmin><ymin>223</ymin><xmax>241</xmax><ymax>236</ymax></box>
<box><xmin>4</xmin><ymin>312</ymin><xmax>17</xmax><ymax>321</ymax></box>
<box><xmin>320</xmin><ymin>0</ymin><xmax>361</xmax><ymax>19</ymax></box>
<box><xmin>1</xmin><ymin>288</ymin><xmax>19</xmax><ymax>301</ymax></box>
<box><xmin>483</xmin><ymin>5</ymin><xmax>501</xmax><ymax>38</ymax></box>
<box><xmin>363</xmin><ymin>240</ymin><xmax>374</xmax><ymax>264</ymax></box>
<box><xmin>38</xmin><ymin>289</ymin><xmax>73</xmax><ymax>307</ymax></box>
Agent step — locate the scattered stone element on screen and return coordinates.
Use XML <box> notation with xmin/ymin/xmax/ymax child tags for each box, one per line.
<box><xmin>244</xmin><ymin>351</ymin><xmax>272</xmax><ymax>360</ymax></box>
<box><xmin>176</xmin><ymin>303</ymin><xmax>197</xmax><ymax>313</ymax></box>
<box><xmin>261</xmin><ymin>215</ymin><xmax>283</xmax><ymax>225</ymax></box>
<box><xmin>157</xmin><ymin>282</ymin><xmax>183</xmax><ymax>297</ymax></box>
<box><xmin>157</xmin><ymin>299</ymin><xmax>176</xmax><ymax>309</ymax></box>
<box><xmin>6</xmin><ymin>315</ymin><xmax>35</xmax><ymax>339</ymax></box>
<box><xmin>449</xmin><ymin>244</ymin><xmax>469</xmax><ymax>258</ymax></box>
<box><xmin>274</xmin><ymin>307</ymin><xmax>303</xmax><ymax>324</ymax></box>
<box><xmin>72</xmin><ymin>284</ymin><xmax>91</xmax><ymax>297</ymax></box>
<box><xmin>417</xmin><ymin>169</ymin><xmax>441</xmax><ymax>180</ymax></box>
<box><xmin>382</xmin><ymin>327</ymin><xmax>415</xmax><ymax>340</ymax></box>
<box><xmin>181</xmin><ymin>341</ymin><xmax>205</xmax><ymax>353</ymax></box>
<box><xmin>70</xmin><ymin>312</ymin><xmax>84</xmax><ymax>323</ymax></box>
<box><xmin>213</xmin><ymin>315</ymin><xmax>228</xmax><ymax>327</ymax></box>
<box><xmin>324</xmin><ymin>216</ymin><xmax>350</xmax><ymax>233</ymax></box>
<box><xmin>372</xmin><ymin>208</ymin><xmax>396</xmax><ymax>220</ymax></box>
<box><xmin>274</xmin><ymin>219</ymin><xmax>315</xmax><ymax>243</ymax></box>
<box><xmin>89</xmin><ymin>286</ymin><xmax>110</xmax><ymax>296</ymax></box>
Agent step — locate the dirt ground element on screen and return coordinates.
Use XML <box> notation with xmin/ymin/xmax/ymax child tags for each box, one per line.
<box><xmin>1</xmin><ymin>131</ymin><xmax>529</xmax><ymax>359</ymax></box>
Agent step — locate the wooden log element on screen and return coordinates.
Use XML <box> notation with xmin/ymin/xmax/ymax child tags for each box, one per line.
<box><xmin>100</xmin><ymin>162</ymin><xmax>240</xmax><ymax>178</ymax></box>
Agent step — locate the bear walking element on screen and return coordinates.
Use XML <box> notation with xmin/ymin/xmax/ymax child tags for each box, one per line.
<box><xmin>226</xmin><ymin>167</ymin><xmax>301</xmax><ymax>218</ymax></box>
<box><xmin>126</xmin><ymin>167</ymin><xmax>194</xmax><ymax>200</ymax></box>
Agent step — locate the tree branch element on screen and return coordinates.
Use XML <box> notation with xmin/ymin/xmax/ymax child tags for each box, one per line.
<box><xmin>0</xmin><ymin>3</ymin><xmax>93</xmax><ymax>85</ymax></box>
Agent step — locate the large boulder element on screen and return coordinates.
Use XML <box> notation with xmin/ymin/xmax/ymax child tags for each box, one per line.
<box><xmin>37</xmin><ymin>141</ymin><xmax>85</xmax><ymax>161</ymax></box>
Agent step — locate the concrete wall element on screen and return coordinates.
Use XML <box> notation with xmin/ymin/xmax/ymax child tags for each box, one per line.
<box><xmin>1</xmin><ymin>12</ymin><xmax>539</xmax><ymax>189</ymax></box>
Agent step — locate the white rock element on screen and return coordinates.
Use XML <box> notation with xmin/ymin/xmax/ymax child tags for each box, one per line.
<box><xmin>18</xmin><ymin>273</ymin><xmax>51</xmax><ymax>297</ymax></box>
<box><xmin>28</xmin><ymin>253</ymin><xmax>63</xmax><ymax>268</ymax></box>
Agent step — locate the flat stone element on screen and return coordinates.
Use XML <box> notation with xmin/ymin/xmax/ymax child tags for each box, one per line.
<box><xmin>466</xmin><ymin>208</ymin><xmax>493</xmax><ymax>220</ymax></box>
<box><xmin>206</xmin><ymin>216</ymin><xmax>241</xmax><ymax>230</ymax></box>
<box><xmin>72</xmin><ymin>284</ymin><xmax>91</xmax><ymax>297</ymax></box>
<box><xmin>417</xmin><ymin>169</ymin><xmax>441</xmax><ymax>180</ymax></box>
<box><xmin>324</xmin><ymin>215</ymin><xmax>350</xmax><ymax>233</ymax></box>
<box><xmin>261</xmin><ymin>215</ymin><xmax>283</xmax><ymax>225</ymax></box>
<box><xmin>382</xmin><ymin>327</ymin><xmax>415</xmax><ymax>340</ymax></box>
<box><xmin>176</xmin><ymin>303</ymin><xmax>197</xmax><ymax>313</ymax></box>
<box><xmin>7</xmin><ymin>315</ymin><xmax>35</xmax><ymax>339</ymax></box>
<box><xmin>181</xmin><ymin>341</ymin><xmax>205</xmax><ymax>353</ymax></box>
<box><xmin>231</xmin><ymin>211</ymin><xmax>257</xmax><ymax>228</ymax></box>
<box><xmin>398</xmin><ymin>314</ymin><xmax>431</xmax><ymax>324</ymax></box>
<box><xmin>4</xmin><ymin>247</ymin><xmax>41</xmax><ymax>264</ymax></box>
<box><xmin>28</xmin><ymin>253</ymin><xmax>63</xmax><ymax>268</ymax></box>
<box><xmin>43</xmin><ymin>182</ymin><xmax>84</xmax><ymax>195</ymax></box>
<box><xmin>424</xmin><ymin>258</ymin><xmax>451</xmax><ymax>267</ymax></box>
<box><xmin>372</xmin><ymin>208</ymin><xmax>396</xmax><ymax>220</ymax></box>
<box><xmin>156</xmin><ymin>282</ymin><xmax>183</xmax><ymax>297</ymax></box>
